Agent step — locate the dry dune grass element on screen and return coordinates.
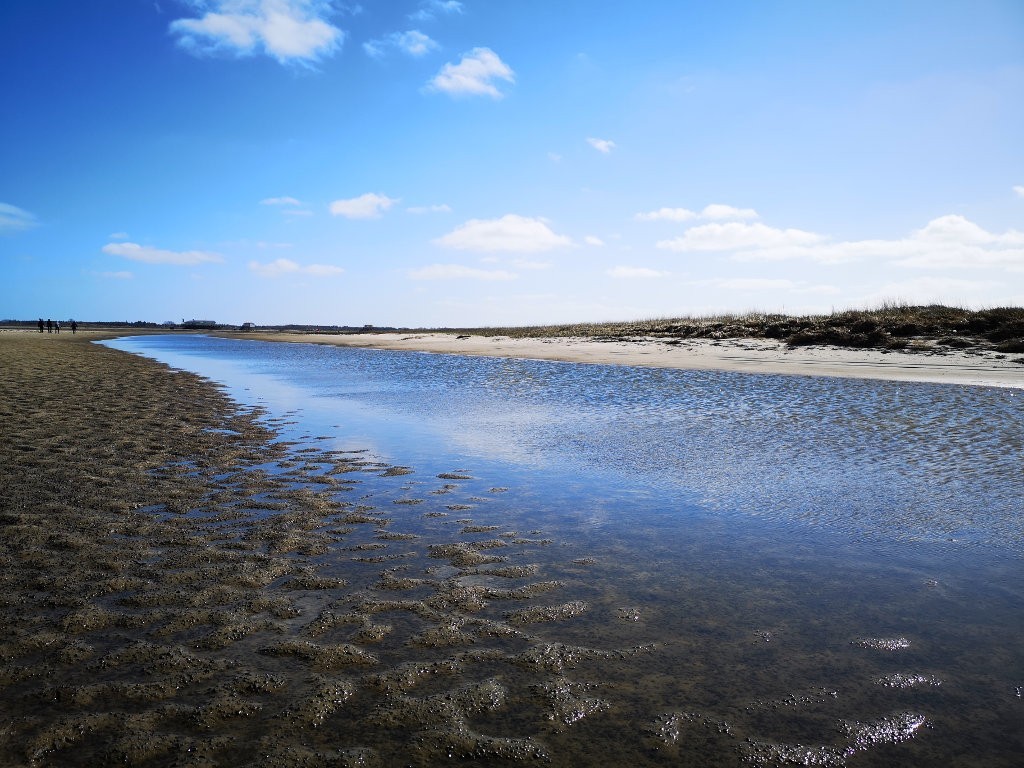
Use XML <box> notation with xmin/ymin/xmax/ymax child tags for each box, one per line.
<box><xmin>434</xmin><ymin>304</ymin><xmax>1024</xmax><ymax>352</ymax></box>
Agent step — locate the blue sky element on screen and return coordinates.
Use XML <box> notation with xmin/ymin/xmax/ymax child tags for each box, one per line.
<box><xmin>2</xmin><ymin>0</ymin><xmax>1023</xmax><ymax>326</ymax></box>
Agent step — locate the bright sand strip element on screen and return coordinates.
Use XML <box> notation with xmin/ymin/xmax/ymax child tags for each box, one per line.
<box><xmin>232</xmin><ymin>332</ymin><xmax>1024</xmax><ymax>389</ymax></box>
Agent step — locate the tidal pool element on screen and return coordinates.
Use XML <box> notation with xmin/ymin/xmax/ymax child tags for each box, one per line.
<box><xmin>101</xmin><ymin>334</ymin><xmax>1024</xmax><ymax>766</ymax></box>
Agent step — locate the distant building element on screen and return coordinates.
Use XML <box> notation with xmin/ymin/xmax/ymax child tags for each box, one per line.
<box><xmin>240</xmin><ymin>322</ymin><xmax>256</xmax><ymax>331</ymax></box>
<box><xmin>181</xmin><ymin>319</ymin><xmax>217</xmax><ymax>329</ymax></box>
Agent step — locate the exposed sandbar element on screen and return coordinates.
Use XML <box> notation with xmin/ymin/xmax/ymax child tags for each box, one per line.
<box><xmin>228</xmin><ymin>331</ymin><xmax>1023</xmax><ymax>388</ymax></box>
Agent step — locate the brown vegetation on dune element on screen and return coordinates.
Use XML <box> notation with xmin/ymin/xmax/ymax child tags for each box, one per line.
<box><xmin>433</xmin><ymin>304</ymin><xmax>1024</xmax><ymax>354</ymax></box>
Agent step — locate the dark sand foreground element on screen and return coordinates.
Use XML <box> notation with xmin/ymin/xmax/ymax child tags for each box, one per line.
<box><xmin>0</xmin><ymin>331</ymin><xmax>649</xmax><ymax>766</ymax></box>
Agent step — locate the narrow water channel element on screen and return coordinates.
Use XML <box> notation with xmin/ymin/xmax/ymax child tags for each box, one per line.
<box><xmin>101</xmin><ymin>334</ymin><xmax>1024</xmax><ymax>766</ymax></box>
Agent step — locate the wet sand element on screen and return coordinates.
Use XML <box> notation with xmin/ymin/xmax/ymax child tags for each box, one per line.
<box><xmin>0</xmin><ymin>331</ymin><xmax>659</xmax><ymax>766</ymax></box>
<box><xmin>228</xmin><ymin>332</ymin><xmax>1024</xmax><ymax>389</ymax></box>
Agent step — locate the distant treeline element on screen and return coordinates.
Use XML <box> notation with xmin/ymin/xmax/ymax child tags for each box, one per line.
<box><xmin>5</xmin><ymin>305</ymin><xmax>1022</xmax><ymax>354</ymax></box>
<box><xmin>0</xmin><ymin>320</ymin><xmax>399</xmax><ymax>333</ymax></box>
<box><xmin>1</xmin><ymin>319</ymin><xmax>171</xmax><ymax>328</ymax></box>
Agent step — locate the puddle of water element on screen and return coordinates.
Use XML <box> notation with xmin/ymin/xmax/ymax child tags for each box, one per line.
<box><xmin>98</xmin><ymin>334</ymin><xmax>1024</xmax><ymax>766</ymax></box>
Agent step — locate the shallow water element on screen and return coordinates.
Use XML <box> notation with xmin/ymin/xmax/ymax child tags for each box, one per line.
<box><xmin>102</xmin><ymin>334</ymin><xmax>1024</xmax><ymax>766</ymax></box>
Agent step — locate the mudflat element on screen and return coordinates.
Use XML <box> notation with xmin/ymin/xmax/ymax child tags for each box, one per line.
<box><xmin>0</xmin><ymin>331</ymin><xmax>656</xmax><ymax>765</ymax></box>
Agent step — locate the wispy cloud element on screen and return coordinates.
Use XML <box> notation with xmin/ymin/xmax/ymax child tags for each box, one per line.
<box><xmin>169</xmin><ymin>0</ymin><xmax>343</xmax><ymax>65</ymax></box>
<box><xmin>329</xmin><ymin>193</ymin><xmax>398</xmax><ymax>219</ymax></box>
<box><xmin>428</xmin><ymin>48</ymin><xmax>514</xmax><ymax>98</ymax></box>
<box><xmin>261</xmin><ymin>196</ymin><xmax>312</xmax><ymax>217</ymax></box>
<box><xmin>607</xmin><ymin>266</ymin><xmax>668</xmax><ymax>279</ymax></box>
<box><xmin>248</xmin><ymin>258</ymin><xmax>344</xmax><ymax>277</ymax></box>
<box><xmin>636</xmin><ymin>207</ymin><xmax>696</xmax><ymax>222</ymax></box>
<box><xmin>409</xmin><ymin>0</ymin><xmax>463</xmax><ymax>22</ymax></box>
<box><xmin>658</xmin><ymin>221</ymin><xmax>822</xmax><ymax>253</ymax></box>
<box><xmin>711</xmin><ymin>278</ymin><xmax>839</xmax><ymax>295</ymax></box>
<box><xmin>864</xmin><ymin>276</ymin><xmax>1000</xmax><ymax>306</ymax></box>
<box><xmin>408</xmin><ymin>263</ymin><xmax>517</xmax><ymax>281</ymax></box>
<box><xmin>108</xmin><ymin>231</ymin><xmax>130</xmax><ymax>240</ymax></box>
<box><xmin>102</xmin><ymin>242</ymin><xmax>223</xmax><ymax>265</ymax></box>
<box><xmin>95</xmin><ymin>270</ymin><xmax>134</xmax><ymax>280</ymax></box>
<box><xmin>435</xmin><ymin>214</ymin><xmax>572</xmax><ymax>253</ymax></box>
<box><xmin>586</xmin><ymin>137</ymin><xmax>615</xmax><ymax>154</ymax></box>
<box><xmin>364</xmin><ymin>30</ymin><xmax>437</xmax><ymax>58</ymax></box>
<box><xmin>1015</xmin><ymin>185</ymin><xmax>1024</xmax><ymax>198</ymax></box>
<box><xmin>406</xmin><ymin>203</ymin><xmax>452</xmax><ymax>214</ymax></box>
<box><xmin>635</xmin><ymin>204</ymin><xmax>759</xmax><ymax>222</ymax></box>
<box><xmin>510</xmin><ymin>258</ymin><xmax>551</xmax><ymax>270</ymax></box>
<box><xmin>0</xmin><ymin>202</ymin><xmax>38</xmax><ymax>233</ymax></box>
<box><xmin>584</xmin><ymin>235</ymin><xmax>605</xmax><ymax>246</ymax></box>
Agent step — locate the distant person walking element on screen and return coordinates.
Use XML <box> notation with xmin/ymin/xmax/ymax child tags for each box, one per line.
<box><xmin>71</xmin><ymin>320</ymin><xmax>78</xmax><ymax>334</ymax></box>
<box><xmin>38</xmin><ymin>318</ymin><xmax>44</xmax><ymax>333</ymax></box>
<box><xmin>54</xmin><ymin>321</ymin><xmax>60</xmax><ymax>334</ymax></box>
<box><xmin>46</xmin><ymin>319</ymin><xmax>52</xmax><ymax>333</ymax></box>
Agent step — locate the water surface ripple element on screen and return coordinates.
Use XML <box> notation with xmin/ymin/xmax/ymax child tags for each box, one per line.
<box><xmin>108</xmin><ymin>334</ymin><xmax>1023</xmax><ymax>549</ymax></box>
<box><xmin>99</xmin><ymin>334</ymin><xmax>1024</xmax><ymax>767</ymax></box>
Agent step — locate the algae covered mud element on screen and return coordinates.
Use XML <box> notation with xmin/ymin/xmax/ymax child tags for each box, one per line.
<box><xmin>2</xmin><ymin>333</ymin><xmax>1022</xmax><ymax>766</ymax></box>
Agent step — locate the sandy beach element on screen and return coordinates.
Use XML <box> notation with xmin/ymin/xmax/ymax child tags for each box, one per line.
<box><xmin>232</xmin><ymin>331</ymin><xmax>1024</xmax><ymax>389</ymax></box>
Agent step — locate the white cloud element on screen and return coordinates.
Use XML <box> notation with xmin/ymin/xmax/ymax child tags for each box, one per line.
<box><xmin>635</xmin><ymin>204</ymin><xmax>758</xmax><ymax>222</ymax></box>
<box><xmin>658</xmin><ymin>222</ymin><xmax>823</xmax><ymax>252</ymax></box>
<box><xmin>1014</xmin><ymin>185</ymin><xmax>1024</xmax><ymax>198</ymax></box>
<box><xmin>169</xmin><ymin>0</ymin><xmax>343</xmax><ymax>64</ymax></box>
<box><xmin>700</xmin><ymin>204</ymin><xmax>758</xmax><ymax>220</ymax></box>
<box><xmin>428</xmin><ymin>47</ymin><xmax>514</xmax><ymax>98</ymax></box>
<box><xmin>248</xmin><ymin>258</ymin><xmax>344</xmax><ymax>277</ymax></box>
<box><xmin>894</xmin><ymin>215</ymin><xmax>1024</xmax><ymax>269</ymax></box>
<box><xmin>108</xmin><ymin>231</ymin><xmax>130</xmax><ymax>240</ymax></box>
<box><xmin>364</xmin><ymin>29</ymin><xmax>437</xmax><ymax>58</ymax></box>
<box><xmin>659</xmin><ymin>211</ymin><xmax>1024</xmax><ymax>272</ymax></box>
<box><xmin>261</xmin><ymin>196</ymin><xmax>303</xmax><ymax>206</ymax></box>
<box><xmin>102</xmin><ymin>242</ymin><xmax>223</xmax><ymax>265</ymax></box>
<box><xmin>914</xmin><ymin>213</ymin><xmax>1021</xmax><ymax>246</ymax></box>
<box><xmin>329</xmin><ymin>192</ymin><xmax>398</xmax><ymax>219</ymax></box>
<box><xmin>96</xmin><ymin>271</ymin><xmax>134</xmax><ymax>280</ymax></box>
<box><xmin>607</xmin><ymin>266</ymin><xmax>669</xmax><ymax>279</ymax></box>
<box><xmin>726</xmin><ymin>215</ymin><xmax>1024</xmax><ymax>270</ymax></box>
<box><xmin>408</xmin><ymin>264</ymin><xmax>517</xmax><ymax>281</ymax></box>
<box><xmin>587</xmin><ymin>137</ymin><xmax>615</xmax><ymax>154</ymax></box>
<box><xmin>406</xmin><ymin>203</ymin><xmax>452</xmax><ymax>214</ymax></box>
<box><xmin>584</xmin><ymin>235</ymin><xmax>605</xmax><ymax>246</ymax></box>
<box><xmin>0</xmin><ymin>202</ymin><xmax>38</xmax><ymax>232</ymax></box>
<box><xmin>435</xmin><ymin>214</ymin><xmax>573</xmax><ymax>253</ymax></box>
<box><xmin>409</xmin><ymin>0</ymin><xmax>463</xmax><ymax>21</ymax></box>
